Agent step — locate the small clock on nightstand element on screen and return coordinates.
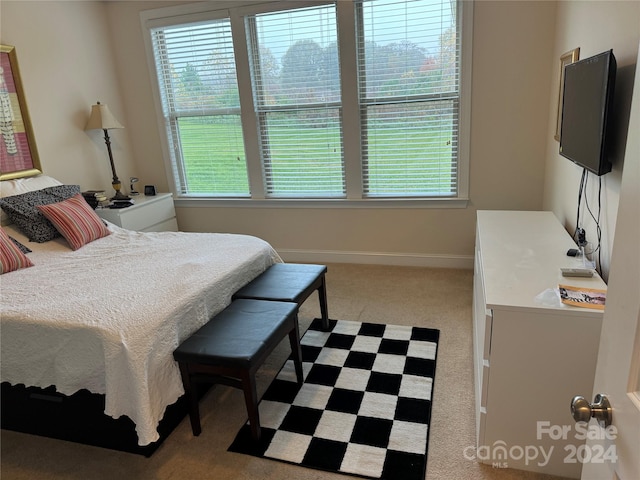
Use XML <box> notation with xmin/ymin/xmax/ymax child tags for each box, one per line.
<box><xmin>96</xmin><ymin>193</ymin><xmax>178</xmax><ymax>232</ymax></box>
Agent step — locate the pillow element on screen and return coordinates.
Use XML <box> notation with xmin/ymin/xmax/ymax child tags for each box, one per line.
<box><xmin>36</xmin><ymin>194</ymin><xmax>110</xmax><ymax>250</ymax></box>
<box><xmin>0</xmin><ymin>185</ymin><xmax>81</xmax><ymax>242</ymax></box>
<box><xmin>9</xmin><ymin>235</ymin><xmax>31</xmax><ymax>254</ymax></box>
<box><xmin>0</xmin><ymin>227</ymin><xmax>34</xmax><ymax>274</ymax></box>
<box><xmin>1</xmin><ymin>175</ymin><xmax>63</xmax><ymax>226</ymax></box>
<box><xmin>0</xmin><ymin>175</ymin><xmax>63</xmax><ymax>198</ymax></box>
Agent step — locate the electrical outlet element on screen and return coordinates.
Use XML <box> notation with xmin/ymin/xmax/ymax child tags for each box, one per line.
<box><xmin>577</xmin><ymin>228</ymin><xmax>587</xmax><ymax>246</ymax></box>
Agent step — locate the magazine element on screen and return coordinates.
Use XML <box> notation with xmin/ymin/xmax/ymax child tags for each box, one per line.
<box><xmin>558</xmin><ymin>284</ymin><xmax>607</xmax><ymax>310</ymax></box>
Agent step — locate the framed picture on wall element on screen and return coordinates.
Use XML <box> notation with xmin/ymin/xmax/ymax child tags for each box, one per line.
<box><xmin>555</xmin><ymin>47</ymin><xmax>580</xmax><ymax>142</ymax></box>
<box><xmin>1</xmin><ymin>44</ymin><xmax>42</xmax><ymax>180</ymax></box>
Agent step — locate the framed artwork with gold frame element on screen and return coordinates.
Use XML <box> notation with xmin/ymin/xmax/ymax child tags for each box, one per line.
<box><xmin>1</xmin><ymin>44</ymin><xmax>42</xmax><ymax>180</ymax></box>
<box><xmin>554</xmin><ymin>47</ymin><xmax>580</xmax><ymax>142</ymax></box>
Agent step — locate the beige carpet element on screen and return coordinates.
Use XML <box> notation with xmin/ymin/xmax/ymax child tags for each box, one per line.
<box><xmin>1</xmin><ymin>264</ymin><xmax>568</xmax><ymax>480</ymax></box>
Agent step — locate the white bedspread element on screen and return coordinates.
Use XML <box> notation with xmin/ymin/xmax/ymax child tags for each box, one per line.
<box><xmin>0</xmin><ymin>223</ymin><xmax>281</xmax><ymax>445</ymax></box>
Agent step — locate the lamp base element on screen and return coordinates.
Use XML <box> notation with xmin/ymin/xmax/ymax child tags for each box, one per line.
<box><xmin>111</xmin><ymin>180</ymin><xmax>130</xmax><ymax>201</ymax></box>
<box><xmin>111</xmin><ymin>191</ymin><xmax>130</xmax><ymax>201</ymax></box>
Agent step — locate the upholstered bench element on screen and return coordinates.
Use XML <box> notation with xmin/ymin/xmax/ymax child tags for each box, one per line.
<box><xmin>233</xmin><ymin>263</ymin><xmax>330</xmax><ymax>331</ymax></box>
<box><xmin>173</xmin><ymin>299</ymin><xmax>303</xmax><ymax>441</ymax></box>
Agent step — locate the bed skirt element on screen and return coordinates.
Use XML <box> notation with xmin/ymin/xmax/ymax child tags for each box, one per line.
<box><xmin>1</xmin><ymin>382</ymin><xmax>200</xmax><ymax>456</ymax></box>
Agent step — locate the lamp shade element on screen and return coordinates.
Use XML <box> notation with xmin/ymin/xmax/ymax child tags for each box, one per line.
<box><xmin>85</xmin><ymin>102</ymin><xmax>124</xmax><ymax>131</ymax></box>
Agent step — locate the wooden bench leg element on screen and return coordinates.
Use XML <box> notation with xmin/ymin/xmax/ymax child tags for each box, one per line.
<box><xmin>241</xmin><ymin>370</ymin><xmax>261</xmax><ymax>440</ymax></box>
<box><xmin>318</xmin><ymin>274</ymin><xmax>330</xmax><ymax>331</ymax></box>
<box><xmin>178</xmin><ymin>362</ymin><xmax>202</xmax><ymax>436</ymax></box>
<box><xmin>289</xmin><ymin>315</ymin><xmax>304</xmax><ymax>385</ymax></box>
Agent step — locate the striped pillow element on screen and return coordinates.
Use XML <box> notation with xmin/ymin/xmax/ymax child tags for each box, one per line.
<box><xmin>0</xmin><ymin>227</ymin><xmax>34</xmax><ymax>274</ymax></box>
<box><xmin>36</xmin><ymin>194</ymin><xmax>110</xmax><ymax>250</ymax></box>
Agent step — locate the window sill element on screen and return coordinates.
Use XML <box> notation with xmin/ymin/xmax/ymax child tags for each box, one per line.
<box><xmin>174</xmin><ymin>197</ymin><xmax>469</xmax><ymax>209</ymax></box>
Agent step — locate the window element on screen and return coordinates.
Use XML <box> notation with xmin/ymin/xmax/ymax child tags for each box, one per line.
<box><xmin>144</xmin><ymin>0</ymin><xmax>469</xmax><ymax>203</ymax></box>
<box><xmin>150</xmin><ymin>18</ymin><xmax>249</xmax><ymax>196</ymax></box>
<box><xmin>247</xmin><ymin>5</ymin><xmax>344</xmax><ymax>197</ymax></box>
<box><xmin>358</xmin><ymin>0</ymin><xmax>460</xmax><ymax>197</ymax></box>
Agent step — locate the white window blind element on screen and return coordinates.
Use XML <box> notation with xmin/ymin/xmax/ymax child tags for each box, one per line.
<box><xmin>144</xmin><ymin>0</ymin><xmax>468</xmax><ymax>202</ymax></box>
<box><xmin>150</xmin><ymin>20</ymin><xmax>250</xmax><ymax>196</ymax></box>
<box><xmin>357</xmin><ymin>0</ymin><xmax>460</xmax><ymax>197</ymax></box>
<box><xmin>246</xmin><ymin>5</ymin><xmax>345</xmax><ymax>197</ymax></box>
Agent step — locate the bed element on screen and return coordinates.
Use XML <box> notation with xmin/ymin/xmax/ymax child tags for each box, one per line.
<box><xmin>0</xmin><ymin>176</ymin><xmax>281</xmax><ymax>451</ymax></box>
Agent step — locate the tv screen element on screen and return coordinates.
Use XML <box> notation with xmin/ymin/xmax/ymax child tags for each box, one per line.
<box><xmin>560</xmin><ymin>50</ymin><xmax>616</xmax><ymax>176</ymax></box>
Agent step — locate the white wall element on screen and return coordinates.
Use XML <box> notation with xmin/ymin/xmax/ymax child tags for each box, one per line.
<box><xmin>0</xmin><ymin>1</ymin><xmax>138</xmax><ymax>193</ymax></box>
<box><xmin>5</xmin><ymin>1</ymin><xmax>636</xmax><ymax>270</ymax></box>
<box><xmin>543</xmin><ymin>1</ymin><xmax>640</xmax><ymax>280</ymax></box>
<box><xmin>105</xmin><ymin>0</ymin><xmax>557</xmax><ymax>266</ymax></box>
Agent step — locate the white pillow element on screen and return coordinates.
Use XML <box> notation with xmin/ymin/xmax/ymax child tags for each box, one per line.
<box><xmin>1</xmin><ymin>175</ymin><xmax>63</xmax><ymax>225</ymax></box>
<box><xmin>0</xmin><ymin>175</ymin><xmax>63</xmax><ymax>198</ymax></box>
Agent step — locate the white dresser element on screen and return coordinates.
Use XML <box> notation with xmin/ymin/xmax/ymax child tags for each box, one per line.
<box><xmin>96</xmin><ymin>193</ymin><xmax>178</xmax><ymax>232</ymax></box>
<box><xmin>473</xmin><ymin>210</ymin><xmax>605</xmax><ymax>478</ymax></box>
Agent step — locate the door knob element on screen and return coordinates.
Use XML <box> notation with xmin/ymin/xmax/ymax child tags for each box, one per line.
<box><xmin>571</xmin><ymin>394</ymin><xmax>612</xmax><ymax>427</ymax></box>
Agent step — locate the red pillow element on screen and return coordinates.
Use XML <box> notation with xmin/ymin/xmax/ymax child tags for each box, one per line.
<box><xmin>36</xmin><ymin>194</ymin><xmax>110</xmax><ymax>250</ymax></box>
<box><xmin>0</xmin><ymin>227</ymin><xmax>34</xmax><ymax>274</ymax></box>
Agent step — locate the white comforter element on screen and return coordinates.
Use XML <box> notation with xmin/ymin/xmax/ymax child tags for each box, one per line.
<box><xmin>0</xmin><ymin>223</ymin><xmax>281</xmax><ymax>445</ymax></box>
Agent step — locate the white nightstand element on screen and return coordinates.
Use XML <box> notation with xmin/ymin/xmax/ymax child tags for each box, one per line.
<box><xmin>96</xmin><ymin>193</ymin><xmax>178</xmax><ymax>232</ymax></box>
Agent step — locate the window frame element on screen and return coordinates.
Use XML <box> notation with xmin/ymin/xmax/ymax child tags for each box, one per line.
<box><xmin>140</xmin><ymin>0</ymin><xmax>472</xmax><ymax>208</ymax></box>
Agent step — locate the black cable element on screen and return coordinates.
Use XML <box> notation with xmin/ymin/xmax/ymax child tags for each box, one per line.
<box><xmin>572</xmin><ymin>169</ymin><xmax>604</xmax><ymax>276</ymax></box>
<box><xmin>595</xmin><ymin>176</ymin><xmax>603</xmax><ymax>273</ymax></box>
<box><xmin>582</xmin><ymin>171</ymin><xmax>603</xmax><ymax>275</ymax></box>
<box><xmin>574</xmin><ymin>169</ymin><xmax>587</xmax><ymax>241</ymax></box>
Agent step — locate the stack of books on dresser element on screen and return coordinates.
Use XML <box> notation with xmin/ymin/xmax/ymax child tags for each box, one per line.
<box><xmin>82</xmin><ymin>190</ymin><xmax>109</xmax><ymax>209</ymax></box>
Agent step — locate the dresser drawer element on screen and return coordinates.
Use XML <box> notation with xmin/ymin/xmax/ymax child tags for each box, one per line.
<box><xmin>97</xmin><ymin>193</ymin><xmax>177</xmax><ymax>232</ymax></box>
<box><xmin>143</xmin><ymin>217</ymin><xmax>179</xmax><ymax>233</ymax></box>
<box><xmin>118</xmin><ymin>197</ymin><xmax>175</xmax><ymax>231</ymax></box>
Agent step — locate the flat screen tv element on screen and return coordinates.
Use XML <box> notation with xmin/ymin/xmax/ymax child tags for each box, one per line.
<box><xmin>560</xmin><ymin>49</ymin><xmax>616</xmax><ymax>176</ymax></box>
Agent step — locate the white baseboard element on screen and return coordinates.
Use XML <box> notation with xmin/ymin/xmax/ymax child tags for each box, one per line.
<box><xmin>277</xmin><ymin>249</ymin><xmax>474</xmax><ymax>269</ymax></box>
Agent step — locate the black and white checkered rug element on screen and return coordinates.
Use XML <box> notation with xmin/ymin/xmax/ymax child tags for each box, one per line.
<box><xmin>228</xmin><ymin>318</ymin><xmax>440</xmax><ymax>480</ymax></box>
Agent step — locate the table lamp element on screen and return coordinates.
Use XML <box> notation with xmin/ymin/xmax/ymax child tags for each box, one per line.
<box><xmin>85</xmin><ymin>101</ymin><xmax>129</xmax><ymax>200</ymax></box>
